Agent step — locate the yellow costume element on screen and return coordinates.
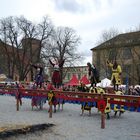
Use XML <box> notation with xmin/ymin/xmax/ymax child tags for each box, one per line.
<box><xmin>108</xmin><ymin>62</ymin><xmax>122</xmax><ymax>85</ymax></box>
<box><xmin>114</xmin><ymin>90</ymin><xmax>125</xmax><ymax>116</ymax></box>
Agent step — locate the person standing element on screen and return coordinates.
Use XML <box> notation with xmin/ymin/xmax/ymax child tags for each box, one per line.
<box><xmin>87</xmin><ymin>62</ymin><xmax>99</xmax><ymax>87</ymax></box>
<box><xmin>49</xmin><ymin>58</ymin><xmax>65</xmax><ymax>88</ymax></box>
<box><xmin>31</xmin><ymin>63</ymin><xmax>44</xmax><ymax>89</ymax></box>
<box><xmin>107</xmin><ymin>60</ymin><xmax>122</xmax><ymax>91</ymax></box>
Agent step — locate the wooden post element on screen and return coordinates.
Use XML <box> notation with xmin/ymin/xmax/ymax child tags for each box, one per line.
<box><xmin>100</xmin><ymin>94</ymin><xmax>105</xmax><ymax>129</ymax></box>
<box><xmin>16</xmin><ymin>89</ymin><xmax>19</xmax><ymax>111</ymax></box>
<box><xmin>16</xmin><ymin>98</ymin><xmax>19</xmax><ymax>111</ymax></box>
<box><xmin>101</xmin><ymin>112</ymin><xmax>105</xmax><ymax>129</ymax></box>
<box><xmin>48</xmin><ymin>91</ymin><xmax>53</xmax><ymax>118</ymax></box>
<box><xmin>49</xmin><ymin>103</ymin><xmax>52</xmax><ymax>118</ymax></box>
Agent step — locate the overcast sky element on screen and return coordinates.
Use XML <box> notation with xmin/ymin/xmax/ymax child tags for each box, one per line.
<box><xmin>0</xmin><ymin>0</ymin><xmax>140</xmax><ymax>65</ymax></box>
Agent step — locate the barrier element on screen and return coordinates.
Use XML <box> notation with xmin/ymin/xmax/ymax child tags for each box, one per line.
<box><xmin>0</xmin><ymin>87</ymin><xmax>140</xmax><ymax>129</ymax></box>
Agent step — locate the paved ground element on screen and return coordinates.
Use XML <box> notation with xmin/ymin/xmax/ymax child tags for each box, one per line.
<box><xmin>0</xmin><ymin>95</ymin><xmax>140</xmax><ymax>140</ymax></box>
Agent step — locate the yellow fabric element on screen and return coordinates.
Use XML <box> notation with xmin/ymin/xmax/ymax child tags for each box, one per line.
<box><xmin>105</xmin><ymin>97</ymin><xmax>111</xmax><ymax>113</ymax></box>
<box><xmin>105</xmin><ymin>104</ymin><xmax>111</xmax><ymax>113</ymax></box>
<box><xmin>89</xmin><ymin>87</ymin><xmax>111</xmax><ymax>113</ymax></box>
<box><xmin>114</xmin><ymin>90</ymin><xmax>125</xmax><ymax>112</ymax></box>
<box><xmin>89</xmin><ymin>87</ymin><xmax>105</xmax><ymax>94</ymax></box>
<box><xmin>114</xmin><ymin>104</ymin><xmax>119</xmax><ymax>111</ymax></box>
<box><xmin>48</xmin><ymin>91</ymin><xmax>54</xmax><ymax>104</ymax></box>
<box><xmin>108</xmin><ymin>63</ymin><xmax>122</xmax><ymax>85</ymax></box>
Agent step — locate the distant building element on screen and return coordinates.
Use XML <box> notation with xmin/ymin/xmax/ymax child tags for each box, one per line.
<box><xmin>48</xmin><ymin>65</ymin><xmax>89</xmax><ymax>84</ymax></box>
<box><xmin>91</xmin><ymin>31</ymin><xmax>140</xmax><ymax>85</ymax></box>
<box><xmin>62</xmin><ymin>66</ymin><xmax>89</xmax><ymax>83</ymax></box>
<box><xmin>0</xmin><ymin>38</ymin><xmax>41</xmax><ymax>81</ymax></box>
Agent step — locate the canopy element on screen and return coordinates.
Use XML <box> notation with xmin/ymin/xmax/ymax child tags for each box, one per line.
<box><xmin>0</xmin><ymin>74</ymin><xmax>7</xmax><ymax>81</ymax></box>
<box><xmin>100</xmin><ymin>78</ymin><xmax>111</xmax><ymax>88</ymax></box>
<box><xmin>80</xmin><ymin>75</ymin><xmax>90</xmax><ymax>85</ymax></box>
<box><xmin>66</xmin><ymin>75</ymin><xmax>79</xmax><ymax>86</ymax></box>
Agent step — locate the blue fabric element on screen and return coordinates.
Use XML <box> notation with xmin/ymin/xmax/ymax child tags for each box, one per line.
<box><xmin>124</xmin><ymin>106</ymin><xmax>128</xmax><ymax>110</ymax></box>
<box><xmin>137</xmin><ymin>107</ymin><xmax>140</xmax><ymax>112</ymax></box>
<box><xmin>129</xmin><ymin>107</ymin><xmax>135</xmax><ymax>111</ymax></box>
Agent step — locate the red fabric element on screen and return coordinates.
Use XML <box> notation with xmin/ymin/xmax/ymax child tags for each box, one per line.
<box><xmin>80</xmin><ymin>75</ymin><xmax>90</xmax><ymax>85</ymax></box>
<box><xmin>97</xmin><ymin>99</ymin><xmax>107</xmax><ymax>112</ymax></box>
<box><xmin>52</xmin><ymin>71</ymin><xmax>61</xmax><ymax>84</ymax></box>
<box><xmin>31</xmin><ymin>98</ymin><xmax>37</xmax><ymax>106</ymax></box>
<box><xmin>47</xmin><ymin>83</ymin><xmax>55</xmax><ymax>90</ymax></box>
<box><xmin>66</xmin><ymin>75</ymin><xmax>79</xmax><ymax>86</ymax></box>
<box><xmin>1</xmin><ymin>89</ymin><xmax>140</xmax><ymax>108</ymax></box>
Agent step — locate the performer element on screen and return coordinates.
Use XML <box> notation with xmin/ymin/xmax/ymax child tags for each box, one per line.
<box><xmin>87</xmin><ymin>62</ymin><xmax>99</xmax><ymax>87</ymax></box>
<box><xmin>77</xmin><ymin>82</ymin><xmax>87</xmax><ymax>92</ymax></box>
<box><xmin>31</xmin><ymin>63</ymin><xmax>44</xmax><ymax>88</ymax></box>
<box><xmin>114</xmin><ymin>90</ymin><xmax>125</xmax><ymax>117</ymax></box>
<box><xmin>47</xmin><ymin>81</ymin><xmax>57</xmax><ymax>113</ymax></box>
<box><xmin>49</xmin><ymin>58</ymin><xmax>65</xmax><ymax>88</ymax></box>
<box><xmin>15</xmin><ymin>82</ymin><xmax>23</xmax><ymax>106</ymax></box>
<box><xmin>77</xmin><ymin>82</ymin><xmax>91</xmax><ymax>116</ymax></box>
<box><xmin>107</xmin><ymin>60</ymin><xmax>122</xmax><ymax>91</ymax></box>
<box><xmin>90</xmin><ymin>86</ymin><xmax>111</xmax><ymax>119</ymax></box>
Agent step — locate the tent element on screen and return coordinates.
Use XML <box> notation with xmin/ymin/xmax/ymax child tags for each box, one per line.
<box><xmin>80</xmin><ymin>75</ymin><xmax>90</xmax><ymax>85</ymax></box>
<box><xmin>100</xmin><ymin>78</ymin><xmax>111</xmax><ymax>88</ymax></box>
<box><xmin>0</xmin><ymin>74</ymin><xmax>7</xmax><ymax>81</ymax></box>
<box><xmin>66</xmin><ymin>75</ymin><xmax>79</xmax><ymax>86</ymax></box>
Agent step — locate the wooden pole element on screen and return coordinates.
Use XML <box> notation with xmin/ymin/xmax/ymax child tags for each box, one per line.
<box><xmin>100</xmin><ymin>94</ymin><xmax>105</xmax><ymax>129</ymax></box>
<box><xmin>101</xmin><ymin>112</ymin><xmax>105</xmax><ymax>129</ymax></box>
<box><xmin>49</xmin><ymin>103</ymin><xmax>52</xmax><ymax>118</ymax></box>
<box><xmin>16</xmin><ymin>98</ymin><xmax>19</xmax><ymax>111</ymax></box>
<box><xmin>16</xmin><ymin>89</ymin><xmax>19</xmax><ymax>111</ymax></box>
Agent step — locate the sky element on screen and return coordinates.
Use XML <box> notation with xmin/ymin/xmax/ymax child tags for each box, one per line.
<box><xmin>0</xmin><ymin>0</ymin><xmax>140</xmax><ymax>65</ymax></box>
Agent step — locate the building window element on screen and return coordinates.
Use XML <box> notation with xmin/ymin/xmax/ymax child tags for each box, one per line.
<box><xmin>122</xmin><ymin>48</ymin><xmax>132</xmax><ymax>59</ymax></box>
<box><xmin>123</xmin><ymin>65</ymin><xmax>131</xmax><ymax>73</ymax></box>
<box><xmin>67</xmin><ymin>73</ymin><xmax>70</xmax><ymax>80</ymax></box>
<box><xmin>108</xmin><ymin>49</ymin><xmax>117</xmax><ymax>60</ymax></box>
<box><xmin>78</xmin><ymin>74</ymin><xmax>81</xmax><ymax>80</ymax></box>
<box><xmin>126</xmin><ymin>39</ymin><xmax>132</xmax><ymax>44</ymax></box>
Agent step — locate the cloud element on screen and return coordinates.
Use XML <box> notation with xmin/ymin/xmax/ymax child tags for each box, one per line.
<box><xmin>0</xmin><ymin>0</ymin><xmax>140</xmax><ymax>66</ymax></box>
<box><xmin>53</xmin><ymin>0</ymin><xmax>84</xmax><ymax>13</ymax></box>
<box><xmin>52</xmin><ymin>0</ymin><xmax>111</xmax><ymax>14</ymax></box>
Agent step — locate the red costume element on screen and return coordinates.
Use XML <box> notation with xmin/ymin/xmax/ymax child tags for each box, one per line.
<box><xmin>49</xmin><ymin>59</ymin><xmax>65</xmax><ymax>88</ymax></box>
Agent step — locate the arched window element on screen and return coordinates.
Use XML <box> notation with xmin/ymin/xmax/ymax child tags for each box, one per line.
<box><xmin>122</xmin><ymin>47</ymin><xmax>132</xmax><ymax>59</ymax></box>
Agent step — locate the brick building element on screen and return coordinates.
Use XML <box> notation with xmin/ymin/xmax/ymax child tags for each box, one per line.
<box><xmin>91</xmin><ymin>31</ymin><xmax>140</xmax><ymax>85</ymax></box>
<box><xmin>62</xmin><ymin>66</ymin><xmax>89</xmax><ymax>84</ymax></box>
<box><xmin>0</xmin><ymin>38</ymin><xmax>41</xmax><ymax>81</ymax></box>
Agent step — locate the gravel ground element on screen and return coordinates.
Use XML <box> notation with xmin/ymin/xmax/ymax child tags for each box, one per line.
<box><xmin>0</xmin><ymin>95</ymin><xmax>140</xmax><ymax>140</ymax></box>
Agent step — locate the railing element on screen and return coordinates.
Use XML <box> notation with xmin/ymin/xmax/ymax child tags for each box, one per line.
<box><xmin>0</xmin><ymin>87</ymin><xmax>140</xmax><ymax>129</ymax></box>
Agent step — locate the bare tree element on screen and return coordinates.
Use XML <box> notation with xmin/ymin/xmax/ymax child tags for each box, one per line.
<box><xmin>43</xmin><ymin>26</ymin><xmax>81</xmax><ymax>83</ymax></box>
<box><xmin>0</xmin><ymin>17</ymin><xmax>17</xmax><ymax>79</ymax></box>
<box><xmin>16</xmin><ymin>16</ymin><xmax>39</xmax><ymax>80</ymax></box>
<box><xmin>0</xmin><ymin>16</ymin><xmax>54</xmax><ymax>81</ymax></box>
<box><xmin>0</xmin><ymin>16</ymin><xmax>81</xmax><ymax>82</ymax></box>
<box><xmin>97</xmin><ymin>27</ymin><xmax>120</xmax><ymax>45</ymax></box>
<box><xmin>36</xmin><ymin>16</ymin><xmax>54</xmax><ymax>61</ymax></box>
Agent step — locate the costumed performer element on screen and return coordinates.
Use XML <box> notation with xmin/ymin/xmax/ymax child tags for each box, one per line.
<box><xmin>47</xmin><ymin>81</ymin><xmax>57</xmax><ymax>113</ymax></box>
<box><xmin>87</xmin><ymin>62</ymin><xmax>99</xmax><ymax>87</ymax></box>
<box><xmin>49</xmin><ymin>58</ymin><xmax>65</xmax><ymax>88</ymax></box>
<box><xmin>113</xmin><ymin>90</ymin><xmax>125</xmax><ymax>117</ymax></box>
<box><xmin>31</xmin><ymin>63</ymin><xmax>44</xmax><ymax>88</ymax></box>
<box><xmin>107</xmin><ymin>60</ymin><xmax>122</xmax><ymax>91</ymax></box>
